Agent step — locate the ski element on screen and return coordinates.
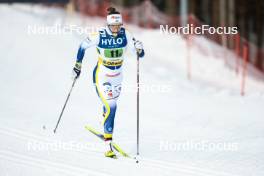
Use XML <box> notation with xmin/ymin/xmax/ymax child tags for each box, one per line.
<box><xmin>85</xmin><ymin>125</ymin><xmax>131</xmax><ymax>158</ymax></box>
<box><xmin>85</xmin><ymin>125</ymin><xmax>105</xmax><ymax>140</ymax></box>
<box><xmin>112</xmin><ymin>142</ymin><xmax>130</xmax><ymax>158</ymax></box>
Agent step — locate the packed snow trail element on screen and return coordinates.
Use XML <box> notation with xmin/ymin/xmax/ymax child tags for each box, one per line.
<box><xmin>1</xmin><ymin>4</ymin><xmax>264</xmax><ymax>176</ymax></box>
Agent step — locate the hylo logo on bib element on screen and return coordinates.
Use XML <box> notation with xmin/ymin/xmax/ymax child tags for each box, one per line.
<box><xmin>101</xmin><ymin>38</ymin><xmax>123</xmax><ymax>45</ymax></box>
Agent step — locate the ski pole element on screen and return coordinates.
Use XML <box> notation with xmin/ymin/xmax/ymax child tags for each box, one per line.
<box><xmin>54</xmin><ymin>77</ymin><xmax>77</xmax><ymax>133</ymax></box>
<box><xmin>132</xmin><ymin>38</ymin><xmax>140</xmax><ymax>156</ymax></box>
<box><xmin>136</xmin><ymin>51</ymin><xmax>140</xmax><ymax>156</ymax></box>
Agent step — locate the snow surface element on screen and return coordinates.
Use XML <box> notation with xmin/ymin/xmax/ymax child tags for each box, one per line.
<box><xmin>0</xmin><ymin>4</ymin><xmax>264</xmax><ymax>176</ymax></box>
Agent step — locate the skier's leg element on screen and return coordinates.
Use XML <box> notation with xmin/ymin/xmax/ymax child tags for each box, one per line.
<box><xmin>96</xmin><ymin>83</ymin><xmax>119</xmax><ymax>140</ymax></box>
<box><xmin>101</xmin><ymin>99</ymin><xmax>118</xmax><ymax>158</ymax></box>
<box><xmin>93</xmin><ymin>63</ymin><xmax>122</xmax><ymax>139</ymax></box>
<box><xmin>102</xmin><ymin>100</ymin><xmax>117</xmax><ymax>139</ymax></box>
<box><xmin>96</xmin><ymin>88</ymin><xmax>118</xmax><ymax>158</ymax></box>
<box><xmin>101</xmin><ymin>81</ymin><xmax>122</xmax><ymax>139</ymax></box>
<box><xmin>93</xmin><ymin>63</ymin><xmax>122</xmax><ymax>157</ymax></box>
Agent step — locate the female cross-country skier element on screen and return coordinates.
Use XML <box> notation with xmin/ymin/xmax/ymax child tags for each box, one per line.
<box><xmin>72</xmin><ymin>7</ymin><xmax>145</xmax><ymax>158</ymax></box>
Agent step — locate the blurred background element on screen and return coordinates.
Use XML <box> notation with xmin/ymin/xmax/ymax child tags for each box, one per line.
<box><xmin>2</xmin><ymin>0</ymin><xmax>263</xmax><ymax>73</ymax></box>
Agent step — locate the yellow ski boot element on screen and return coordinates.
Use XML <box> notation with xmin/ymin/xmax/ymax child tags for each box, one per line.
<box><xmin>104</xmin><ymin>150</ymin><xmax>117</xmax><ymax>158</ymax></box>
<box><xmin>104</xmin><ymin>134</ymin><xmax>117</xmax><ymax>159</ymax></box>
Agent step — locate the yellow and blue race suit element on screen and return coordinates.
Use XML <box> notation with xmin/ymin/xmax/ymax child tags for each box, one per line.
<box><xmin>76</xmin><ymin>26</ymin><xmax>144</xmax><ymax>139</ymax></box>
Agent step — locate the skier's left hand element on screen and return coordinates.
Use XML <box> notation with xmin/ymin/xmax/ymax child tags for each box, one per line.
<box><xmin>134</xmin><ymin>40</ymin><xmax>144</xmax><ymax>53</ymax></box>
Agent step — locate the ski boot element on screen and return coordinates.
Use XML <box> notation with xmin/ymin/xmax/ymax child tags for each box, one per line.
<box><xmin>104</xmin><ymin>134</ymin><xmax>117</xmax><ymax>159</ymax></box>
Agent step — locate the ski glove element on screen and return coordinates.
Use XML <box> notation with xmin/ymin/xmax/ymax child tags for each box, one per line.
<box><xmin>72</xmin><ymin>62</ymin><xmax>82</xmax><ymax>79</ymax></box>
<box><xmin>134</xmin><ymin>40</ymin><xmax>144</xmax><ymax>53</ymax></box>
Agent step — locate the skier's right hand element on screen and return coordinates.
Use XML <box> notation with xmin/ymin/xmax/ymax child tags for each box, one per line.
<box><xmin>72</xmin><ymin>62</ymin><xmax>82</xmax><ymax>79</ymax></box>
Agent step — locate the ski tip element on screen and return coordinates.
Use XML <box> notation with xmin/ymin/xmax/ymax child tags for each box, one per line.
<box><xmin>84</xmin><ymin>125</ymin><xmax>90</xmax><ymax>130</ymax></box>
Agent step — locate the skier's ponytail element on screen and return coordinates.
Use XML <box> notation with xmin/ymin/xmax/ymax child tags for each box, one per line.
<box><xmin>107</xmin><ymin>7</ymin><xmax>120</xmax><ymax>15</ymax></box>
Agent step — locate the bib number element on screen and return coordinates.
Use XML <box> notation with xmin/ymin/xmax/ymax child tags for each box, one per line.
<box><xmin>104</xmin><ymin>48</ymin><xmax>123</xmax><ymax>58</ymax></box>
